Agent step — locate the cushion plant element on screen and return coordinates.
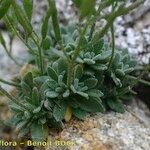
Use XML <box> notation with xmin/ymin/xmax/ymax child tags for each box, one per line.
<box><xmin>0</xmin><ymin>0</ymin><xmax>149</xmax><ymax>142</ymax></box>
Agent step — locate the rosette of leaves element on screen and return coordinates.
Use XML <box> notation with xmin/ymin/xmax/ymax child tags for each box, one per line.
<box><xmin>69</xmin><ymin>64</ymin><xmax>105</xmax><ymax>116</ymax></box>
<box><xmin>101</xmin><ymin>49</ymin><xmax>137</xmax><ymax>113</ymax></box>
<box><xmin>106</xmin><ymin>49</ymin><xmax>136</xmax><ymax>87</ymax></box>
<box><xmin>8</xmin><ymin>72</ymin><xmax>63</xmax><ymax>141</ymax></box>
<box><xmin>39</xmin><ymin>58</ymin><xmax>104</xmax><ymax>122</ymax></box>
<box><xmin>76</xmin><ymin>38</ymin><xmax>112</xmax><ymax>73</ymax></box>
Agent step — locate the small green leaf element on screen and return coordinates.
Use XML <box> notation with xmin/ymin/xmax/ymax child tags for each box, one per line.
<box><xmin>91</xmin><ymin>64</ymin><xmax>107</xmax><ymax>71</ymax></box>
<box><xmin>39</xmin><ymin>118</ymin><xmax>46</xmax><ymax>124</ymax></box>
<box><xmin>72</xmin><ymin>108</ymin><xmax>87</xmax><ymax>120</ymax></box>
<box><xmin>80</xmin><ymin>36</ymin><xmax>88</xmax><ymax>47</ymax></box>
<box><xmin>47</xmin><ymin>67</ymin><xmax>58</xmax><ymax>81</ymax></box>
<box><xmin>77</xmin><ymin>91</ymin><xmax>89</xmax><ymax>99</ymax></box>
<box><xmin>93</xmin><ymin>40</ymin><xmax>104</xmax><ymax>55</ymax></box>
<box><xmin>107</xmin><ymin>99</ymin><xmax>125</xmax><ymax>113</ymax></box>
<box><xmin>16</xmin><ymin>120</ymin><xmax>28</xmax><ymax>131</ymax></box>
<box><xmin>18</xmin><ymin>128</ymin><xmax>29</xmax><ymax>138</ymax></box>
<box><xmin>72</xmin><ymin>0</ymin><xmax>82</xmax><ymax>8</ymax></box>
<box><xmin>97</xmin><ymin>50</ymin><xmax>112</xmax><ymax>61</ymax></box>
<box><xmin>40</xmin><ymin>81</ymin><xmax>50</xmax><ymax>99</ymax></box>
<box><xmin>111</xmin><ymin>72</ymin><xmax>122</xmax><ymax>87</ymax></box>
<box><xmin>41</xmin><ymin>37</ymin><xmax>51</xmax><ymax>50</ymax></box>
<box><xmin>116</xmin><ymin>69</ymin><xmax>125</xmax><ymax>76</ymax></box>
<box><xmin>32</xmin><ymin>87</ymin><xmax>40</xmax><ymax>106</ymax></box>
<box><xmin>84</xmin><ymin>58</ymin><xmax>95</xmax><ymax>64</ymax></box>
<box><xmin>57</xmin><ymin>58</ymin><xmax>68</xmax><ymax>74</ymax></box>
<box><xmin>24</xmin><ymin>101</ymin><xmax>36</xmax><ymax>110</ymax></box>
<box><xmin>70</xmin><ymin>85</ymin><xmax>77</xmax><ymax>93</ymax></box>
<box><xmin>63</xmin><ymin>90</ymin><xmax>70</xmax><ymax>98</ymax></box>
<box><xmin>74</xmin><ymin>78</ymin><xmax>79</xmax><ymax>89</ymax></box>
<box><xmin>34</xmin><ymin>76</ymin><xmax>50</xmax><ymax>87</ymax></box>
<box><xmin>49</xmin><ymin>0</ymin><xmax>62</xmax><ymax>42</ymax></box>
<box><xmin>77</xmin><ymin>96</ymin><xmax>104</xmax><ymax>113</ymax></box>
<box><xmin>53</xmin><ymin>101</ymin><xmax>67</xmax><ymax>122</ymax></box>
<box><xmin>41</xmin><ymin>8</ymin><xmax>51</xmax><ymax>39</ymax></box>
<box><xmin>23</xmin><ymin>0</ymin><xmax>33</xmax><ymax>22</ymax></box>
<box><xmin>46</xmin><ymin>91</ymin><xmax>59</xmax><ymax>98</ymax></box>
<box><xmin>55</xmin><ymin>87</ymin><xmax>63</xmax><ymax>93</ymax></box>
<box><xmin>0</xmin><ymin>0</ymin><xmax>11</xmax><ymax>19</ymax></box>
<box><xmin>74</xmin><ymin>65</ymin><xmax>83</xmax><ymax>79</ymax></box>
<box><xmin>58</xmin><ymin>75</ymin><xmax>63</xmax><ymax>85</ymax></box>
<box><xmin>11</xmin><ymin>1</ymin><xmax>32</xmax><ymax>34</ymax></box>
<box><xmin>124</xmin><ymin>68</ymin><xmax>134</xmax><ymax>74</ymax></box>
<box><xmin>23</xmin><ymin>72</ymin><xmax>33</xmax><ymax>89</ymax></box>
<box><xmin>44</xmin><ymin>100</ymin><xmax>52</xmax><ymax>111</ymax></box>
<box><xmin>93</xmin><ymin>54</ymin><xmax>102</xmax><ymax>61</ymax></box>
<box><xmin>9</xmin><ymin>103</ymin><xmax>24</xmax><ymax>113</ymax></box>
<box><xmin>84</xmin><ymin>78</ymin><xmax>98</xmax><ymax>89</ymax></box>
<box><xmin>24</xmin><ymin>111</ymin><xmax>31</xmax><ymax>119</ymax></box>
<box><xmin>79</xmin><ymin>86</ymin><xmax>88</xmax><ymax>92</ymax></box>
<box><xmin>86</xmin><ymin>89</ymin><xmax>104</xmax><ymax>98</ymax></box>
<box><xmin>21</xmin><ymin>81</ymin><xmax>32</xmax><ymax>96</ymax></box>
<box><xmin>0</xmin><ymin>31</ymin><xmax>6</xmax><ymax>48</ymax></box>
<box><xmin>80</xmin><ymin>0</ymin><xmax>96</xmax><ymax>19</ymax></box>
<box><xmin>31</xmin><ymin>123</ymin><xmax>45</xmax><ymax>141</ymax></box>
<box><xmin>113</xmin><ymin>53</ymin><xmax>121</xmax><ymax>66</ymax></box>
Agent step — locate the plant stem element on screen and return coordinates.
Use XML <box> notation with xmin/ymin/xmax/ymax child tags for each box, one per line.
<box><xmin>0</xmin><ymin>85</ymin><xmax>27</xmax><ymax>110</ymax></box>
<box><xmin>88</xmin><ymin>22</ymin><xmax>95</xmax><ymax>41</ymax></box>
<box><xmin>73</xmin><ymin>17</ymin><xmax>92</xmax><ymax>61</ymax></box>
<box><xmin>67</xmin><ymin>0</ymin><xmax>120</xmax><ymax>87</ymax></box>
<box><xmin>3</xmin><ymin>45</ymin><xmax>21</xmax><ymax>66</ymax></box>
<box><xmin>49</xmin><ymin>0</ymin><xmax>61</xmax><ymax>43</ymax></box>
<box><xmin>49</xmin><ymin>0</ymin><xmax>70</xmax><ymax>61</ymax></box>
<box><xmin>72</xmin><ymin>0</ymin><xmax>120</xmax><ymax>61</ymax></box>
<box><xmin>127</xmin><ymin>75</ymin><xmax>150</xmax><ymax>86</ymax></box>
<box><xmin>0</xmin><ymin>78</ymin><xmax>21</xmax><ymax>87</ymax></box>
<box><xmin>67</xmin><ymin>61</ymin><xmax>74</xmax><ymax>87</ymax></box>
<box><xmin>67</xmin><ymin>18</ymin><xmax>92</xmax><ymax>87</ymax></box>
<box><xmin>108</xmin><ymin>3</ymin><xmax>115</xmax><ymax>69</ymax></box>
<box><xmin>31</xmin><ymin>34</ymin><xmax>44</xmax><ymax>75</ymax></box>
<box><xmin>108</xmin><ymin>24</ymin><xmax>115</xmax><ymax>69</ymax></box>
<box><xmin>4</xmin><ymin>15</ymin><xmax>37</xmax><ymax>56</ymax></box>
<box><xmin>59</xmin><ymin>40</ymin><xmax>71</xmax><ymax>62</ymax></box>
<box><xmin>0</xmin><ymin>32</ymin><xmax>21</xmax><ymax>66</ymax></box>
<box><xmin>66</xmin><ymin>0</ymin><xmax>144</xmax><ymax>88</ymax></box>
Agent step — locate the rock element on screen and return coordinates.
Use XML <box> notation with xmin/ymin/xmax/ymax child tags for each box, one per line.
<box><xmin>56</xmin><ymin>103</ymin><xmax>150</xmax><ymax>150</ymax></box>
<box><xmin>0</xmin><ymin>32</ymin><xmax>27</xmax><ymax>90</ymax></box>
<box><xmin>46</xmin><ymin>101</ymin><xmax>150</xmax><ymax>150</ymax></box>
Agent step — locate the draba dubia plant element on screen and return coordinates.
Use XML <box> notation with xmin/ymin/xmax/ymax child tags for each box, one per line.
<box><xmin>0</xmin><ymin>0</ymin><xmax>150</xmax><ymax>141</ymax></box>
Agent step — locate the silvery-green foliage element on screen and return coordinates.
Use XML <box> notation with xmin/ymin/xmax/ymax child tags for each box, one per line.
<box><xmin>0</xmin><ymin>0</ymin><xmax>146</xmax><ymax>142</ymax></box>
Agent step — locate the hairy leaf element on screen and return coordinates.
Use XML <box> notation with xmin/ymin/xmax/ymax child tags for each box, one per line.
<box><xmin>84</xmin><ymin>78</ymin><xmax>98</xmax><ymax>89</ymax></box>
<box><xmin>107</xmin><ymin>99</ymin><xmax>125</xmax><ymax>113</ymax></box>
<box><xmin>74</xmin><ymin>64</ymin><xmax>83</xmax><ymax>79</ymax></box>
<box><xmin>72</xmin><ymin>108</ymin><xmax>87</xmax><ymax>120</ymax></box>
<box><xmin>53</xmin><ymin>101</ymin><xmax>67</xmax><ymax>122</ymax></box>
<box><xmin>47</xmin><ymin>67</ymin><xmax>58</xmax><ymax>81</ymax></box>
<box><xmin>31</xmin><ymin>123</ymin><xmax>45</xmax><ymax>141</ymax></box>
<box><xmin>77</xmin><ymin>96</ymin><xmax>104</xmax><ymax>113</ymax></box>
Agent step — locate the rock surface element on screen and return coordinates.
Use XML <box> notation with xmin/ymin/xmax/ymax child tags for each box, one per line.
<box><xmin>45</xmin><ymin>104</ymin><xmax>149</xmax><ymax>150</ymax></box>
